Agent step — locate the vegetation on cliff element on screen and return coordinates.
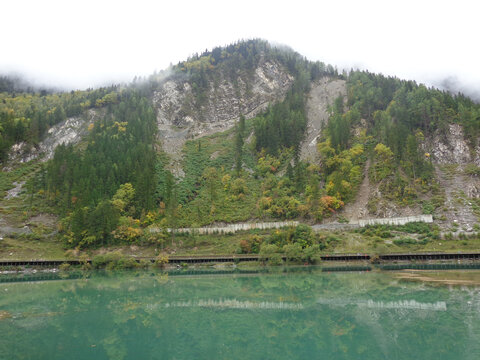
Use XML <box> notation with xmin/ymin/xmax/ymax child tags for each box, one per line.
<box><xmin>2</xmin><ymin>39</ymin><xmax>480</xmax><ymax>253</ymax></box>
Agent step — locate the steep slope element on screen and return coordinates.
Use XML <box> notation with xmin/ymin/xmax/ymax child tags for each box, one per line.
<box><xmin>6</xmin><ymin>109</ymin><xmax>104</xmax><ymax>166</ymax></box>
<box><xmin>3</xmin><ymin>39</ymin><xmax>480</xmax><ymax>254</ymax></box>
<box><xmin>301</xmin><ymin>77</ymin><xmax>346</xmax><ymax>162</ymax></box>
<box><xmin>153</xmin><ymin>57</ymin><xmax>293</xmax><ymax>175</ymax></box>
<box><xmin>434</xmin><ymin>165</ymin><xmax>478</xmax><ymax>231</ymax></box>
<box><xmin>309</xmin><ymin>71</ymin><xmax>480</xmax><ymax>230</ymax></box>
<box><xmin>426</xmin><ymin>124</ymin><xmax>480</xmax><ymax>229</ymax></box>
<box><xmin>341</xmin><ymin>159</ymin><xmax>371</xmax><ymax>221</ymax></box>
<box><xmin>427</xmin><ymin>124</ymin><xmax>474</xmax><ymax>164</ymax></box>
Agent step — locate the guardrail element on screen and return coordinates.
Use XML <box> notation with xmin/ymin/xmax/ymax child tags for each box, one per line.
<box><xmin>3</xmin><ymin>250</ymin><xmax>480</xmax><ymax>268</ymax></box>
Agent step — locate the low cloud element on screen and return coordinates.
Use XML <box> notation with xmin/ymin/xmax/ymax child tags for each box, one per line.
<box><xmin>435</xmin><ymin>76</ymin><xmax>480</xmax><ymax>103</ymax></box>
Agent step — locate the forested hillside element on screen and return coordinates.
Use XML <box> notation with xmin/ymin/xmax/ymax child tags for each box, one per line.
<box><xmin>0</xmin><ymin>80</ymin><xmax>120</xmax><ymax>163</ymax></box>
<box><xmin>2</xmin><ymin>39</ymin><xmax>480</xmax><ymax>253</ymax></box>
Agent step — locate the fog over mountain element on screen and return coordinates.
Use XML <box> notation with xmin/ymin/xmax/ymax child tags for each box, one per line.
<box><xmin>436</xmin><ymin>77</ymin><xmax>480</xmax><ymax>103</ymax></box>
<box><xmin>1</xmin><ymin>0</ymin><xmax>479</xmax><ymax>98</ymax></box>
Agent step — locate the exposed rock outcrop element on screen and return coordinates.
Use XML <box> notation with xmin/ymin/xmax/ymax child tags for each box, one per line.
<box><xmin>7</xmin><ymin>109</ymin><xmax>103</xmax><ymax>166</ymax></box>
<box><xmin>301</xmin><ymin>77</ymin><xmax>346</xmax><ymax>162</ymax></box>
<box><xmin>153</xmin><ymin>58</ymin><xmax>294</xmax><ymax>176</ymax></box>
<box><xmin>429</xmin><ymin>124</ymin><xmax>472</xmax><ymax>164</ymax></box>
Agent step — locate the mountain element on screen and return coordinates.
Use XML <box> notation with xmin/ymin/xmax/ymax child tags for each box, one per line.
<box><xmin>1</xmin><ymin>39</ymin><xmax>480</xmax><ymax>255</ymax></box>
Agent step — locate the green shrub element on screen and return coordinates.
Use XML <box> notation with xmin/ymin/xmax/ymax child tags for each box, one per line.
<box><xmin>400</xmin><ymin>222</ymin><xmax>432</xmax><ymax>234</ymax></box>
<box><xmin>239</xmin><ymin>235</ymin><xmax>263</xmax><ymax>254</ymax></box>
<box><xmin>326</xmin><ymin>235</ymin><xmax>340</xmax><ymax>246</ymax></box>
<box><xmin>393</xmin><ymin>237</ymin><xmax>417</xmax><ymax>246</ymax></box>
<box><xmin>268</xmin><ymin>253</ymin><xmax>284</xmax><ymax>266</ymax></box>
<box><xmin>302</xmin><ymin>244</ymin><xmax>321</xmax><ymax>264</ymax></box>
<box><xmin>137</xmin><ymin>259</ymin><xmax>151</xmax><ymax>268</ymax></box>
<box><xmin>379</xmin><ymin>231</ymin><xmax>393</xmax><ymax>238</ymax></box>
<box><xmin>283</xmin><ymin>243</ymin><xmax>303</xmax><ymax>263</ymax></box>
<box><xmin>91</xmin><ymin>254</ymin><xmax>107</xmax><ymax>269</ymax></box>
<box><xmin>443</xmin><ymin>232</ymin><xmax>454</xmax><ymax>241</ymax></box>
<box><xmin>115</xmin><ymin>256</ymin><xmax>138</xmax><ymax>270</ymax></box>
<box><xmin>292</xmin><ymin>224</ymin><xmax>313</xmax><ymax>248</ymax></box>
<box><xmin>58</xmin><ymin>263</ymin><xmax>71</xmax><ymax>271</ymax></box>
<box><xmin>92</xmin><ymin>252</ymin><xmax>139</xmax><ymax>269</ymax></box>
<box><xmin>259</xmin><ymin>243</ymin><xmax>282</xmax><ymax>264</ymax></box>
<box><xmin>422</xmin><ymin>201</ymin><xmax>435</xmax><ymax>215</ymax></box>
<box><xmin>367</xmin><ymin>198</ymin><xmax>378</xmax><ymax>214</ymax></box>
<box><xmin>155</xmin><ymin>254</ymin><xmax>169</xmax><ymax>268</ymax></box>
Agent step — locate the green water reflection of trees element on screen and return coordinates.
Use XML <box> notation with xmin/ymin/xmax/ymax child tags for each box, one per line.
<box><xmin>0</xmin><ymin>270</ymin><xmax>479</xmax><ymax>359</ymax></box>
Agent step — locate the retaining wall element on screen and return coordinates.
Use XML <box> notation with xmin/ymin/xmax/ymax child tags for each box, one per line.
<box><xmin>150</xmin><ymin>221</ymin><xmax>300</xmax><ymax>235</ymax></box>
<box><xmin>356</xmin><ymin>214</ymin><xmax>433</xmax><ymax>227</ymax></box>
<box><xmin>152</xmin><ymin>214</ymin><xmax>433</xmax><ymax>235</ymax></box>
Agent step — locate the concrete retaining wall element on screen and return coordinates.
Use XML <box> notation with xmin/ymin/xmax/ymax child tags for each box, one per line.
<box><xmin>150</xmin><ymin>215</ymin><xmax>432</xmax><ymax>235</ymax></box>
<box><xmin>356</xmin><ymin>215</ymin><xmax>433</xmax><ymax>227</ymax></box>
<box><xmin>150</xmin><ymin>221</ymin><xmax>300</xmax><ymax>235</ymax></box>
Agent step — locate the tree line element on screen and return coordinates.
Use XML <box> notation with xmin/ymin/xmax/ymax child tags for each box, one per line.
<box><xmin>42</xmin><ymin>91</ymin><xmax>158</xmax><ymax>247</ymax></box>
<box><xmin>0</xmin><ymin>83</ymin><xmax>121</xmax><ymax>163</ymax></box>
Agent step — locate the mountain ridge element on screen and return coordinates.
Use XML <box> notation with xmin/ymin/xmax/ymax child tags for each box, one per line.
<box><xmin>1</xmin><ymin>39</ymin><xmax>480</xmax><ymax>257</ymax></box>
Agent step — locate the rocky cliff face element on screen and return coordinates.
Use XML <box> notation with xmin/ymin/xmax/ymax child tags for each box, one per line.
<box><xmin>428</xmin><ymin>124</ymin><xmax>473</xmax><ymax>164</ymax></box>
<box><xmin>6</xmin><ymin>109</ymin><xmax>103</xmax><ymax>167</ymax></box>
<box><xmin>5</xmin><ymin>57</ymin><xmax>293</xmax><ymax>177</ymax></box>
<box><xmin>153</xmin><ymin>57</ymin><xmax>294</xmax><ymax>175</ymax></box>
<box><xmin>301</xmin><ymin>77</ymin><xmax>347</xmax><ymax>162</ymax></box>
<box><xmin>5</xmin><ymin>54</ymin><xmax>480</xmax><ymax>231</ymax></box>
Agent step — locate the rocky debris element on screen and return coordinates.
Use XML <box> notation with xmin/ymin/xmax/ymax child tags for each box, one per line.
<box><xmin>435</xmin><ymin>165</ymin><xmax>479</xmax><ymax>229</ymax></box>
<box><xmin>0</xmin><ymin>225</ymin><xmax>32</xmax><ymax>236</ymax></box>
<box><xmin>0</xmin><ymin>310</ymin><xmax>12</xmax><ymax>320</ymax></box>
<box><xmin>153</xmin><ymin>58</ymin><xmax>294</xmax><ymax>175</ymax></box>
<box><xmin>7</xmin><ymin>108</ymin><xmax>103</xmax><ymax>166</ymax></box>
<box><xmin>430</xmin><ymin>124</ymin><xmax>472</xmax><ymax>164</ymax></box>
<box><xmin>465</xmin><ymin>183</ymin><xmax>480</xmax><ymax>198</ymax></box>
<box><xmin>366</xmin><ymin>197</ymin><xmax>419</xmax><ymax>219</ymax></box>
<box><xmin>8</xmin><ymin>117</ymin><xmax>86</xmax><ymax>164</ymax></box>
<box><xmin>301</xmin><ymin>77</ymin><xmax>347</xmax><ymax>162</ymax></box>
<box><xmin>27</xmin><ymin>213</ymin><xmax>58</xmax><ymax>228</ymax></box>
<box><xmin>5</xmin><ymin>181</ymin><xmax>25</xmax><ymax>200</ymax></box>
<box><xmin>341</xmin><ymin>159</ymin><xmax>371</xmax><ymax>221</ymax></box>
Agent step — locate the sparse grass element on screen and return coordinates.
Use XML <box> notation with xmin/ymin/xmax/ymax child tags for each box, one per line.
<box><xmin>0</xmin><ymin>160</ymin><xmax>42</xmax><ymax>197</ymax></box>
<box><xmin>0</xmin><ymin>160</ymin><xmax>63</xmax><ymax>260</ymax></box>
<box><xmin>440</xmin><ymin>164</ymin><xmax>458</xmax><ymax>180</ymax></box>
<box><xmin>0</xmin><ymin>235</ymin><xmax>65</xmax><ymax>260</ymax></box>
<box><xmin>3</xmin><ymin>224</ymin><xmax>480</xmax><ymax>261</ymax></box>
<box><xmin>464</xmin><ymin>164</ymin><xmax>480</xmax><ymax>177</ymax></box>
<box><xmin>173</xmin><ymin>119</ymin><xmax>268</xmax><ymax>227</ymax></box>
<box><xmin>3</xmin><ymin>151</ymin><xmax>480</xmax><ymax>260</ymax></box>
<box><xmin>0</xmin><ymin>185</ymin><xmax>57</xmax><ymax>231</ymax></box>
<box><xmin>326</xmin><ymin>229</ymin><xmax>480</xmax><ymax>254</ymax></box>
<box><xmin>171</xmin><ymin>230</ymin><xmax>272</xmax><ymax>255</ymax></box>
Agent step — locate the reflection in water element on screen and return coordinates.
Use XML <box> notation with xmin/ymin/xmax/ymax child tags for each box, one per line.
<box><xmin>160</xmin><ymin>299</ymin><xmax>304</xmax><ymax>310</ymax></box>
<box><xmin>0</xmin><ymin>268</ymin><xmax>480</xmax><ymax>360</ymax></box>
<box><xmin>316</xmin><ymin>298</ymin><xmax>447</xmax><ymax>311</ymax></box>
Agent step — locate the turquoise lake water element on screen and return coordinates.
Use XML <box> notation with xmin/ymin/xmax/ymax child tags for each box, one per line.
<box><xmin>0</xmin><ymin>268</ymin><xmax>479</xmax><ymax>359</ymax></box>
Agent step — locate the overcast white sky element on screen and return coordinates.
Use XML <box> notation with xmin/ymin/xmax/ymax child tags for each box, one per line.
<box><xmin>2</xmin><ymin>0</ymin><xmax>479</xmax><ymax>97</ymax></box>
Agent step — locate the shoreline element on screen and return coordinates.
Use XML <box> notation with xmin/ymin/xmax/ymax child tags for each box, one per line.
<box><xmin>2</xmin><ymin>250</ymin><xmax>480</xmax><ymax>267</ymax></box>
<box><xmin>2</xmin><ymin>257</ymin><xmax>480</xmax><ymax>276</ymax></box>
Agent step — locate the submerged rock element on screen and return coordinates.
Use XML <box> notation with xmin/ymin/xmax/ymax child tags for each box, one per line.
<box><xmin>0</xmin><ymin>310</ymin><xmax>12</xmax><ymax>321</ymax></box>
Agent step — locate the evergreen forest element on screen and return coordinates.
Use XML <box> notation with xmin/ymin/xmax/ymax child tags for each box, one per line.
<box><xmin>1</xmin><ymin>39</ymin><xmax>480</xmax><ymax>252</ymax></box>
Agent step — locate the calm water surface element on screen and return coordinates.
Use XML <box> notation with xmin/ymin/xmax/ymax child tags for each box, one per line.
<box><xmin>0</xmin><ymin>267</ymin><xmax>479</xmax><ymax>359</ymax></box>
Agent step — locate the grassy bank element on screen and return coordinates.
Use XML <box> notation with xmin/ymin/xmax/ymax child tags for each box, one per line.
<box><xmin>2</xmin><ymin>223</ymin><xmax>480</xmax><ymax>262</ymax></box>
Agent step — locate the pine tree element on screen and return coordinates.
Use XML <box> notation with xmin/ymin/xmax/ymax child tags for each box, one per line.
<box><xmin>234</xmin><ymin>114</ymin><xmax>245</xmax><ymax>176</ymax></box>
